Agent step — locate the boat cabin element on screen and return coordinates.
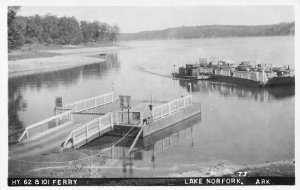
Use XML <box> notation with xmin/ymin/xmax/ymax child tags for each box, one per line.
<box><xmin>179</xmin><ymin>64</ymin><xmax>199</xmax><ymax>76</ymax></box>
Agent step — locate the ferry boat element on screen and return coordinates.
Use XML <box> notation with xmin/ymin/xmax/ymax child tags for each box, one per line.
<box><xmin>210</xmin><ymin>61</ymin><xmax>295</xmax><ymax>87</ymax></box>
<box><xmin>172</xmin><ymin>57</ymin><xmax>295</xmax><ymax>87</ymax></box>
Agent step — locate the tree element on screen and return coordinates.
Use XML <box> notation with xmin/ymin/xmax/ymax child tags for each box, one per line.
<box><xmin>24</xmin><ymin>15</ymin><xmax>44</xmax><ymax>43</ymax></box>
<box><xmin>57</xmin><ymin>16</ymin><xmax>82</xmax><ymax>44</ymax></box>
<box><xmin>8</xmin><ymin>9</ymin><xmax>120</xmax><ymax>48</ymax></box>
<box><xmin>41</xmin><ymin>14</ymin><xmax>59</xmax><ymax>44</ymax></box>
<box><xmin>8</xmin><ymin>6</ymin><xmax>21</xmax><ymax>50</ymax></box>
<box><xmin>108</xmin><ymin>24</ymin><xmax>120</xmax><ymax>43</ymax></box>
<box><xmin>13</xmin><ymin>16</ymin><xmax>27</xmax><ymax>47</ymax></box>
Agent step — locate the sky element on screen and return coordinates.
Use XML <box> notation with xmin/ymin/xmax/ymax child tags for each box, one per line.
<box><xmin>18</xmin><ymin>6</ymin><xmax>295</xmax><ymax>33</ymax></box>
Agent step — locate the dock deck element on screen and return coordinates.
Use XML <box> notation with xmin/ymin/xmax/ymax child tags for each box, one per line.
<box><xmin>9</xmin><ymin>92</ymin><xmax>201</xmax><ymax>159</ymax></box>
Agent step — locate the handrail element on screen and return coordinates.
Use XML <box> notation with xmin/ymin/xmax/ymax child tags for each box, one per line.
<box><xmin>71</xmin><ymin>116</ymin><xmax>101</xmax><ymax>133</ymax></box>
<box><xmin>152</xmin><ymin>94</ymin><xmax>192</xmax><ymax>120</ymax></box>
<box><xmin>18</xmin><ymin>110</ymin><xmax>72</xmax><ymax>142</ymax></box>
<box><xmin>62</xmin><ymin>112</ymin><xmax>113</xmax><ymax>149</ymax></box>
<box><xmin>64</xmin><ymin>92</ymin><xmax>114</xmax><ymax>112</ymax></box>
<box><xmin>25</xmin><ymin>111</ymin><xmax>72</xmax><ymax>131</ymax></box>
<box><xmin>65</xmin><ymin>92</ymin><xmax>113</xmax><ymax>107</ymax></box>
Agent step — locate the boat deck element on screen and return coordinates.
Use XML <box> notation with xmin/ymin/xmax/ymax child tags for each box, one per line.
<box><xmin>9</xmin><ymin>98</ymin><xmax>186</xmax><ymax>159</ymax></box>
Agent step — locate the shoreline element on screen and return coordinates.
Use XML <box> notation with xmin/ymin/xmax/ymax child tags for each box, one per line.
<box><xmin>8</xmin><ymin>143</ymin><xmax>294</xmax><ymax>178</ymax></box>
<box><xmin>8</xmin><ymin>44</ymin><xmax>130</xmax><ymax>78</ymax></box>
<box><xmin>175</xmin><ymin>160</ymin><xmax>295</xmax><ymax>178</ymax></box>
<box><xmin>9</xmin><ymin>55</ymin><xmax>105</xmax><ymax>78</ymax></box>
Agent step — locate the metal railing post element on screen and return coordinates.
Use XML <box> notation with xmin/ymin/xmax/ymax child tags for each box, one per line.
<box><xmin>72</xmin><ymin>132</ymin><xmax>75</xmax><ymax>148</ymax></box>
<box><xmin>140</xmin><ymin>112</ymin><xmax>143</xmax><ymax>124</ymax></box>
<box><xmin>160</xmin><ymin>106</ymin><xmax>162</xmax><ymax>118</ymax></box>
<box><xmin>116</xmin><ymin>112</ymin><xmax>119</xmax><ymax>125</ymax></box>
<box><xmin>86</xmin><ymin>125</ymin><xmax>89</xmax><ymax>143</ymax></box>
<box><xmin>98</xmin><ymin>118</ymin><xmax>102</xmax><ymax>134</ymax></box>
<box><xmin>110</xmin><ymin>113</ymin><xmax>114</xmax><ymax>130</ymax></box>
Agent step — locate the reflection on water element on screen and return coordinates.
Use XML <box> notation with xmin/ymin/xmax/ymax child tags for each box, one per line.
<box><xmin>8</xmin><ymin>54</ymin><xmax>120</xmax><ymax>133</ymax></box>
<box><xmin>81</xmin><ymin>114</ymin><xmax>201</xmax><ymax>177</ymax></box>
<box><xmin>179</xmin><ymin>80</ymin><xmax>295</xmax><ymax>102</ymax></box>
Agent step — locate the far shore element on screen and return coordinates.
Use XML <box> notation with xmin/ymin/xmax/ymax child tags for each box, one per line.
<box><xmin>8</xmin><ymin>43</ymin><xmax>131</xmax><ymax>78</ymax></box>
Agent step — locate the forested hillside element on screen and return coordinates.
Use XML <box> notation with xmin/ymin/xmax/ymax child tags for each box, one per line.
<box><xmin>8</xmin><ymin>6</ymin><xmax>120</xmax><ymax>51</ymax></box>
<box><xmin>119</xmin><ymin>22</ymin><xmax>294</xmax><ymax>40</ymax></box>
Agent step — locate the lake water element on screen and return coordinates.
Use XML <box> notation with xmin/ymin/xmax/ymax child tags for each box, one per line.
<box><xmin>8</xmin><ymin>36</ymin><xmax>294</xmax><ymax>177</ymax></box>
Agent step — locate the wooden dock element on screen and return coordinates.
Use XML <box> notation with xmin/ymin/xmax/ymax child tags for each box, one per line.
<box><xmin>9</xmin><ymin>89</ymin><xmax>201</xmax><ymax>159</ymax></box>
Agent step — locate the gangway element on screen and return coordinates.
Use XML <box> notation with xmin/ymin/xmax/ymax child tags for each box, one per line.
<box><xmin>62</xmin><ymin>113</ymin><xmax>114</xmax><ymax>149</ymax></box>
<box><xmin>17</xmin><ymin>92</ymin><xmax>114</xmax><ymax>143</ymax></box>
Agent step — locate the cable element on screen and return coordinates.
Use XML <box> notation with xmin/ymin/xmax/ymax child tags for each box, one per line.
<box><xmin>113</xmin><ymin>125</ymin><xmax>136</xmax><ymax>145</ymax></box>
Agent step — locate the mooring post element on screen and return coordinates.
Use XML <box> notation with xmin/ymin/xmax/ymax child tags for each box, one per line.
<box><xmin>173</xmin><ymin>64</ymin><xmax>176</xmax><ymax>76</ymax></box>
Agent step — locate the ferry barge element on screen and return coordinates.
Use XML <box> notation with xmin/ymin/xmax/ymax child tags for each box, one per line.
<box><xmin>210</xmin><ymin>62</ymin><xmax>294</xmax><ymax>87</ymax></box>
<box><xmin>173</xmin><ymin>57</ymin><xmax>295</xmax><ymax>87</ymax></box>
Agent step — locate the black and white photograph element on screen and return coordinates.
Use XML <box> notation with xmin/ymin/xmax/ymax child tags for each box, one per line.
<box><xmin>1</xmin><ymin>0</ymin><xmax>299</xmax><ymax>187</ymax></box>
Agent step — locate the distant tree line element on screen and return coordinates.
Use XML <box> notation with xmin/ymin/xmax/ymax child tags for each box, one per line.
<box><xmin>8</xmin><ymin>6</ymin><xmax>120</xmax><ymax>50</ymax></box>
<box><xmin>119</xmin><ymin>22</ymin><xmax>295</xmax><ymax>41</ymax></box>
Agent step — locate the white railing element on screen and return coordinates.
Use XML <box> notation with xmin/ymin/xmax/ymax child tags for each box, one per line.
<box><xmin>152</xmin><ymin>94</ymin><xmax>192</xmax><ymax>121</ymax></box>
<box><xmin>64</xmin><ymin>92</ymin><xmax>114</xmax><ymax>112</ymax></box>
<box><xmin>115</xmin><ymin>111</ymin><xmax>144</xmax><ymax>125</ymax></box>
<box><xmin>62</xmin><ymin>112</ymin><xmax>113</xmax><ymax>149</ymax></box>
<box><xmin>18</xmin><ymin>110</ymin><xmax>73</xmax><ymax>142</ymax></box>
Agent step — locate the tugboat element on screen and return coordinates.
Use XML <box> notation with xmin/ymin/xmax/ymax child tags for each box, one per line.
<box><xmin>172</xmin><ymin>63</ymin><xmax>210</xmax><ymax>80</ymax></box>
<box><xmin>172</xmin><ymin>57</ymin><xmax>236</xmax><ymax>80</ymax></box>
